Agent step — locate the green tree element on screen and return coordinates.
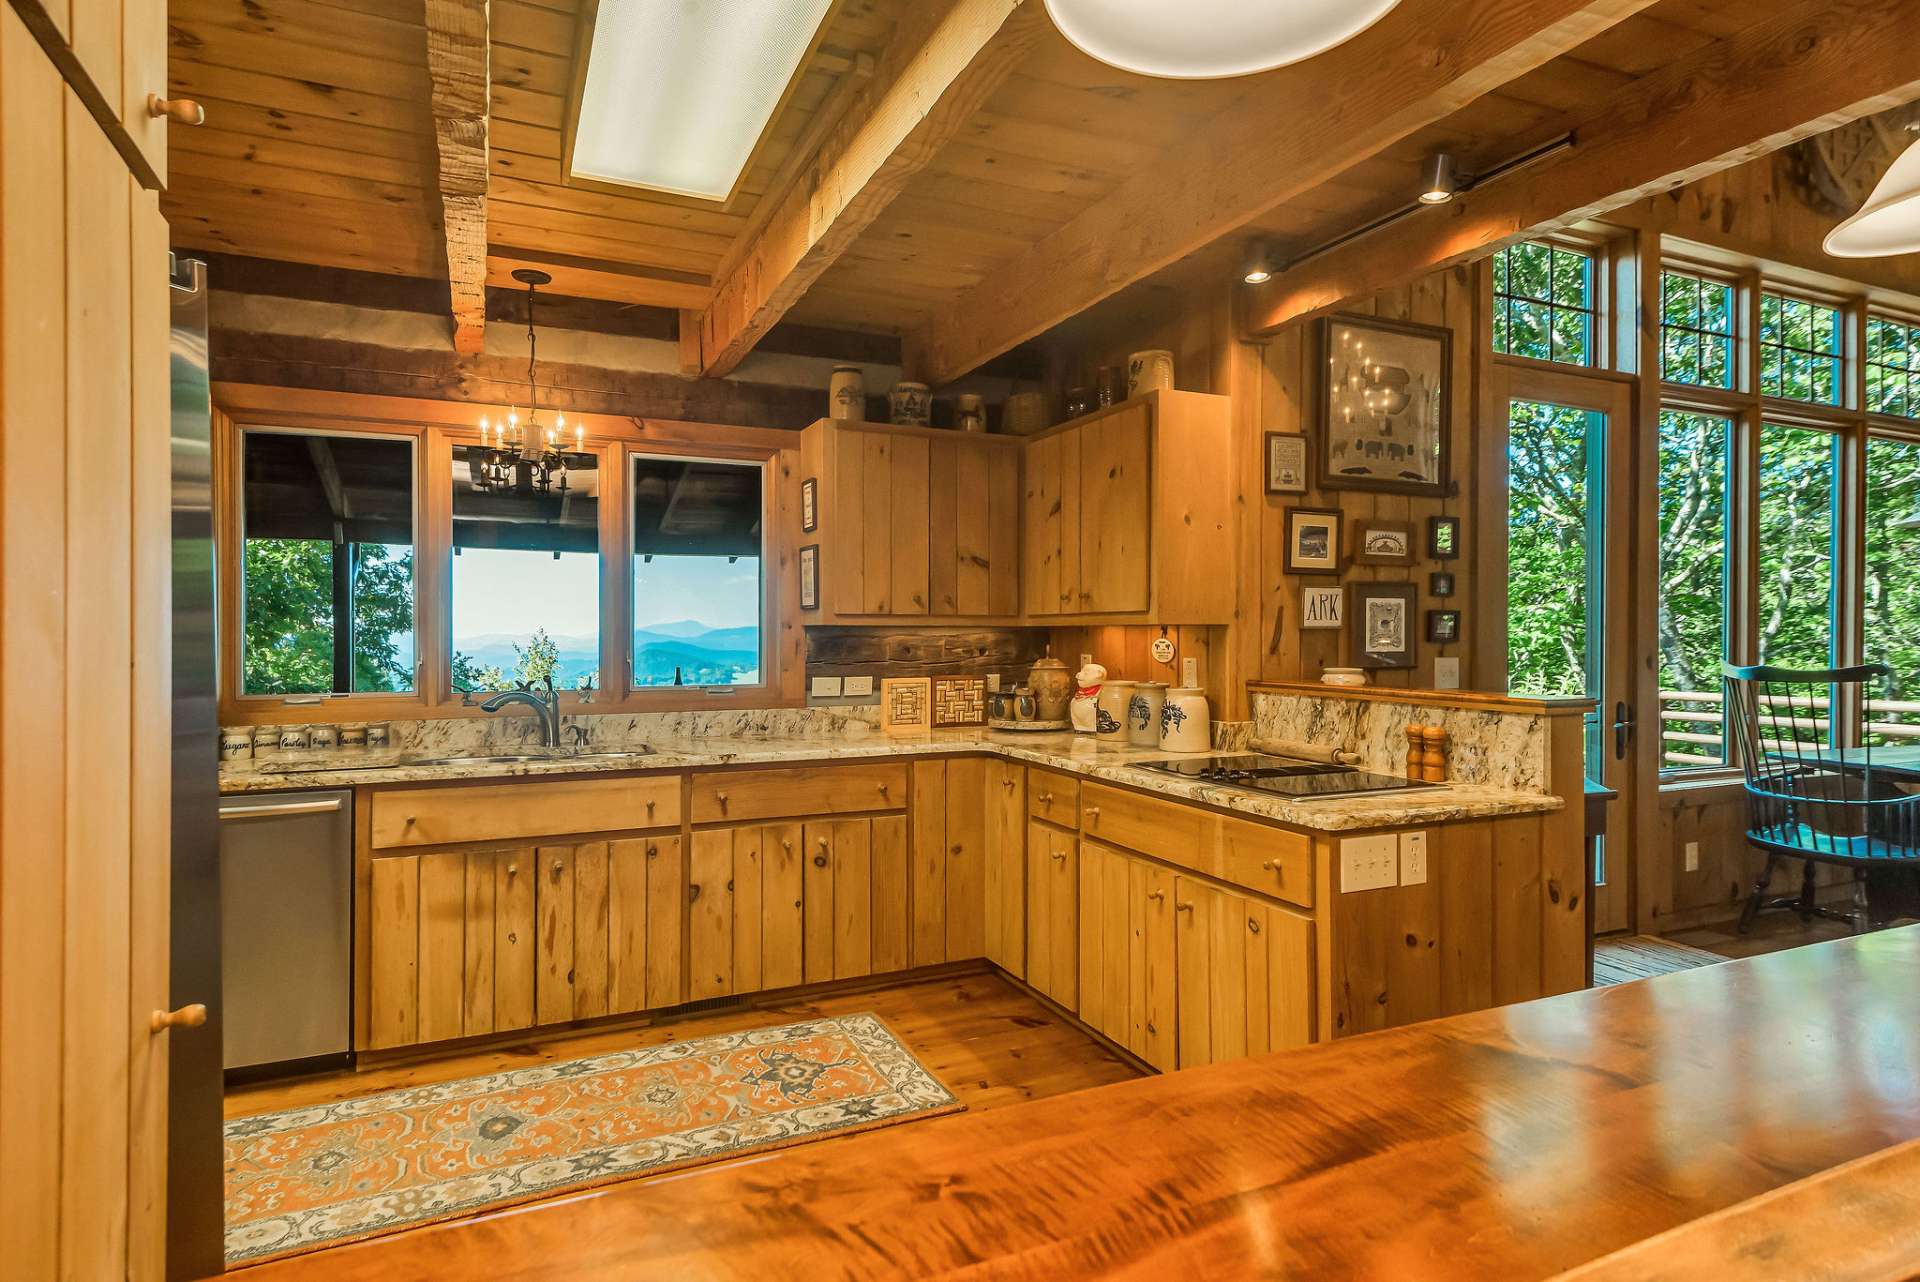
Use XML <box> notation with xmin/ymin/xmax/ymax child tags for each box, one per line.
<box><xmin>242</xmin><ymin>538</ymin><xmax>414</xmax><ymax>695</ymax></box>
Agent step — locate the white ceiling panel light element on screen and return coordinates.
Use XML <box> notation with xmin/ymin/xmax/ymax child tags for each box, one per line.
<box><xmin>1825</xmin><ymin>137</ymin><xmax>1920</xmax><ymax>259</ymax></box>
<box><xmin>571</xmin><ymin>0</ymin><xmax>834</xmax><ymax>201</ymax></box>
<box><xmin>1043</xmin><ymin>0</ymin><xmax>1401</xmax><ymax>79</ymax></box>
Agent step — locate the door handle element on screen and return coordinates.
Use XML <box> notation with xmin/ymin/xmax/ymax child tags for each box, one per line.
<box><xmin>219</xmin><ymin>798</ymin><xmax>344</xmax><ymax>820</ymax></box>
<box><xmin>150</xmin><ymin>1003</ymin><xmax>207</xmax><ymax>1034</ymax></box>
<box><xmin>1612</xmin><ymin>701</ymin><xmax>1634</xmax><ymax>759</ymax></box>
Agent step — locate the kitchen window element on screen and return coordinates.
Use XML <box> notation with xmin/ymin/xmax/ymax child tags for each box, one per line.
<box><xmin>1866</xmin><ymin>314</ymin><xmax>1920</xmax><ymax>419</ymax></box>
<box><xmin>1493</xmin><ymin>240</ymin><xmax>1597</xmax><ymax>367</ymax></box>
<box><xmin>238</xmin><ymin>427</ymin><xmax>417</xmax><ymax>697</ymax></box>
<box><xmin>1865</xmin><ymin>434</ymin><xmax>1920</xmax><ymax>744</ymax></box>
<box><xmin>1760</xmin><ymin>291</ymin><xmax>1845</xmax><ymax>406</ymax></box>
<box><xmin>449</xmin><ymin>444</ymin><xmax>602</xmax><ymax>697</ymax></box>
<box><xmin>1659</xmin><ymin>270</ymin><xmax>1737</xmax><ymax>389</ymax></box>
<box><xmin>630</xmin><ymin>455</ymin><xmax>764</xmax><ymax>688</ymax></box>
<box><xmin>1655</xmin><ymin>410</ymin><xmax>1732</xmax><ymax>770</ymax></box>
<box><xmin>1757</xmin><ymin>422</ymin><xmax>1840</xmax><ymax>673</ymax></box>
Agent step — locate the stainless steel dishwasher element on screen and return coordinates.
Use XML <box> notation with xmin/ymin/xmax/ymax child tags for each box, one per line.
<box><xmin>218</xmin><ymin>790</ymin><xmax>354</xmax><ymax>1072</ymax></box>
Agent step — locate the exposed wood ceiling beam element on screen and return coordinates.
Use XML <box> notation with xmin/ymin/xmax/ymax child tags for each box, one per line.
<box><xmin>488</xmin><ymin>249</ymin><xmax>712</xmax><ymax>313</ymax></box>
<box><xmin>424</xmin><ymin>0</ymin><xmax>491</xmax><ymax>355</ymax></box>
<box><xmin>691</xmin><ymin>0</ymin><xmax>1048</xmax><ymax>379</ymax></box>
<box><xmin>905</xmin><ymin>0</ymin><xmax>1661</xmax><ymax>386</ymax></box>
<box><xmin>1243</xmin><ymin>0</ymin><xmax>1920</xmax><ymax>334</ymax></box>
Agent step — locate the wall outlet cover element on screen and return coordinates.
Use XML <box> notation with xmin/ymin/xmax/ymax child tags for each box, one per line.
<box><xmin>1182</xmin><ymin>656</ymin><xmax>1199</xmax><ymax>686</ymax></box>
<box><xmin>1433</xmin><ymin>657</ymin><xmax>1461</xmax><ymax>689</ymax></box>
<box><xmin>843</xmin><ymin>675</ymin><xmax>875</xmax><ymax>697</ymax></box>
<box><xmin>1340</xmin><ymin>834</ymin><xmax>1398</xmax><ymax>892</ymax></box>
<box><xmin>809</xmin><ymin>676</ymin><xmax>843</xmax><ymax>698</ymax></box>
<box><xmin>1684</xmin><ymin>840</ymin><xmax>1700</xmax><ymax>873</ymax></box>
<box><xmin>1399</xmin><ymin>830</ymin><xmax>1428</xmax><ymax>885</ymax></box>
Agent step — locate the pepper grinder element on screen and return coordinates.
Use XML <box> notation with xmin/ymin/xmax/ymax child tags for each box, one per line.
<box><xmin>1419</xmin><ymin>725</ymin><xmax>1450</xmax><ymax>783</ymax></box>
<box><xmin>1406</xmin><ymin>725</ymin><xmax>1425</xmax><ymax>778</ymax></box>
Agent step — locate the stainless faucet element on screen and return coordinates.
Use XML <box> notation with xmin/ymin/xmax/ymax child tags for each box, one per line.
<box><xmin>480</xmin><ymin>682</ymin><xmax>561</xmax><ymax>748</ymax></box>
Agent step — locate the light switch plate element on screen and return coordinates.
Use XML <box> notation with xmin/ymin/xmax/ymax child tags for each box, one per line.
<box><xmin>986</xmin><ymin>673</ymin><xmax>1001</xmax><ymax>692</ymax></box>
<box><xmin>1400</xmin><ymin>830</ymin><xmax>1428</xmax><ymax>885</ymax></box>
<box><xmin>1340</xmin><ymin>835</ymin><xmax>1398</xmax><ymax>892</ymax></box>
<box><xmin>1182</xmin><ymin>656</ymin><xmax>1199</xmax><ymax>686</ymax></box>
<box><xmin>843</xmin><ymin>675</ymin><xmax>875</xmax><ymax>697</ymax></box>
<box><xmin>1433</xmin><ymin>657</ymin><xmax>1460</xmax><ymax>690</ymax></box>
<box><xmin>1684</xmin><ymin>840</ymin><xmax>1700</xmax><ymax>872</ymax></box>
<box><xmin>810</xmin><ymin>676</ymin><xmax>843</xmax><ymax>698</ymax></box>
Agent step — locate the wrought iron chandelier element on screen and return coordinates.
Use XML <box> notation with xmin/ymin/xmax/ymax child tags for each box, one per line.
<box><xmin>475</xmin><ymin>268</ymin><xmax>583</xmax><ymax>495</ymax></box>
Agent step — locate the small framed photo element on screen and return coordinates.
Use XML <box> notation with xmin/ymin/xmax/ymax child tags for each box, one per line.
<box><xmin>1428</xmin><ymin>514</ymin><xmax>1460</xmax><ymax>559</ymax></box>
<box><xmin>798</xmin><ymin>544</ymin><xmax>820</xmax><ymax>611</ymax></box>
<box><xmin>1354</xmin><ymin>519</ymin><xmax>1414</xmax><ymax>565</ymax></box>
<box><xmin>801</xmin><ymin>477</ymin><xmax>819</xmax><ymax>533</ymax></box>
<box><xmin>1352</xmin><ymin>582</ymin><xmax>1417</xmax><ymax>669</ymax></box>
<box><xmin>1284</xmin><ymin>507</ymin><xmax>1343</xmax><ymax>575</ymax></box>
<box><xmin>1426</xmin><ymin>609</ymin><xmax>1461</xmax><ymax>644</ymax></box>
<box><xmin>1301</xmin><ymin>584</ymin><xmax>1344</xmax><ymax>630</ymax></box>
<box><xmin>1264</xmin><ymin>432</ymin><xmax>1308</xmax><ymax>495</ymax></box>
<box><xmin>1430</xmin><ymin>570</ymin><xmax>1456</xmax><ymax>598</ymax></box>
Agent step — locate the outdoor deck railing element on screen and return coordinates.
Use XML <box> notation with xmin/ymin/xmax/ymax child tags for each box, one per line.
<box><xmin>1659</xmin><ymin>688</ymin><xmax>1920</xmax><ymax>769</ymax></box>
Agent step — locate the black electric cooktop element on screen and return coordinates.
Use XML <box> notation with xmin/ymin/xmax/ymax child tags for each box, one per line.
<box><xmin>1132</xmin><ymin>754</ymin><xmax>1440</xmax><ymax>799</ymax></box>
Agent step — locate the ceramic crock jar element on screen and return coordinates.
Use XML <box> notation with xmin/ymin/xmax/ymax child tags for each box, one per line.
<box><xmin>1028</xmin><ymin>654</ymin><xmax>1073</xmax><ymax>722</ymax></box>
<box><xmin>888</xmin><ymin>381</ymin><xmax>931</xmax><ymax>426</ymax></box>
<box><xmin>1127</xmin><ymin>349</ymin><xmax>1175</xmax><ymax>398</ymax></box>
<box><xmin>1159</xmin><ymin>687</ymin><xmax>1211</xmax><ymax>753</ymax></box>
<box><xmin>1095</xmin><ymin>680</ymin><xmax>1136</xmax><ymax>743</ymax></box>
<box><xmin>1127</xmin><ymin>681</ymin><xmax>1167</xmax><ymax>747</ymax></box>
<box><xmin>828</xmin><ymin>365</ymin><xmax>866</xmax><ymax>420</ymax></box>
<box><xmin>956</xmin><ymin>393</ymin><xmax>987</xmax><ymax>433</ymax></box>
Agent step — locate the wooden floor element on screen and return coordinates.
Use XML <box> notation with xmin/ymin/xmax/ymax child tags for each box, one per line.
<box><xmin>1666</xmin><ymin>912</ymin><xmax>1857</xmax><ymax>960</ymax></box>
<box><xmin>227</xmin><ymin>969</ymin><xmax>1140</xmax><ymax>1123</ymax></box>
<box><xmin>1592</xmin><ymin>934</ymin><xmax>1725</xmax><ymax>985</ymax></box>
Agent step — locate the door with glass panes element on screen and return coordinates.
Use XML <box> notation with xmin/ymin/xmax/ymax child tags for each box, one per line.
<box><xmin>1489</xmin><ymin>365</ymin><xmax>1635</xmax><ymax>934</ymax></box>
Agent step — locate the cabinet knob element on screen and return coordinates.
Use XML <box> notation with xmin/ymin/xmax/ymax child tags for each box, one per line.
<box><xmin>404</xmin><ymin>815</ymin><xmax>416</xmax><ymax>826</ymax></box>
<box><xmin>1060</xmin><ymin>592</ymin><xmax>1071</xmax><ymax>604</ymax></box>
<box><xmin>1147</xmin><ymin>1020</ymin><xmax>1158</xmax><ymax>1035</ymax></box>
<box><xmin>1175</xmin><ymin>901</ymin><xmax>1194</xmax><ymax>913</ymax></box>
<box><xmin>507</xmin><ymin>862</ymin><xmax>519</xmax><ymax>876</ymax></box>
<box><xmin>646</xmin><ymin>799</ymin><xmax>656</xmax><ymax>816</ymax></box>
<box><xmin>149</xmin><ymin>1003</ymin><xmax>207</xmax><ymax>1034</ymax></box>
<box><xmin>1051</xmin><ymin>850</ymin><xmax>1066</xmax><ymax>862</ymax></box>
<box><xmin>646</xmin><ymin>845</ymin><xmax>657</xmax><ymax>859</ymax></box>
<box><xmin>1001</xmin><ymin>778</ymin><xmax>1015</xmax><ymax>792</ymax></box>
<box><xmin>1249</xmin><ymin>918</ymin><xmax>1262</xmax><ymax>935</ymax></box>
<box><xmin>689</xmin><ymin>883</ymin><xmax>702</xmax><ymax>902</ymax></box>
<box><xmin>147</xmin><ymin>94</ymin><xmax>205</xmax><ymax>125</ymax></box>
<box><xmin>552</xmin><ymin>859</ymin><xmax>564</xmax><ymax>876</ymax></box>
<box><xmin>1147</xmin><ymin>889</ymin><xmax>1165</xmax><ymax>902</ymax></box>
<box><xmin>782</xmin><ymin>839</ymin><xmax>793</xmax><ymax>853</ymax></box>
<box><xmin>878</xmin><ymin>782</ymin><xmax>889</xmax><ymax>797</ymax></box>
<box><xmin>716</xmin><ymin>792</ymin><xmax>729</xmax><ymax>811</ymax></box>
<box><xmin>1084</xmin><ymin>806</ymin><xmax>1100</xmax><ymax>820</ymax></box>
<box><xmin>1261</xmin><ymin>860</ymin><xmax>1279</xmax><ymax>873</ymax></box>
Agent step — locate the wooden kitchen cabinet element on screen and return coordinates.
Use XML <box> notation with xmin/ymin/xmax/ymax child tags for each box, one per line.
<box><xmin>910</xmin><ymin>758</ymin><xmax>987</xmax><ymax>966</ymax></box>
<box><xmin>1173</xmin><ymin>877</ymin><xmax>1313</xmax><ymax>1069</ymax></box>
<box><xmin>1025</xmin><ymin>819</ymin><xmax>1079</xmax><ymax>1009</ymax></box>
<box><xmin>800</xmin><ymin>815</ymin><xmax>908</xmax><ymax>984</ymax></box>
<box><xmin>1022</xmin><ymin>389</ymin><xmax>1233</xmax><ymax>622</ymax></box>
<box><xmin>799</xmin><ymin>420</ymin><xmax>1022</xmax><ymax>622</ymax></box>
<box><xmin>982</xmin><ymin>759</ymin><xmax>1026</xmax><ymax>977</ymax></box>
<box><xmin>1077</xmin><ymin>841</ymin><xmax>1177</xmax><ymax>1072</ymax></box>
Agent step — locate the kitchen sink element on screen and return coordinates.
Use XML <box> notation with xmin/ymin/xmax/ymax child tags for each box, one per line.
<box><xmin>409</xmin><ymin>748</ymin><xmax>655</xmax><ymax>767</ymax></box>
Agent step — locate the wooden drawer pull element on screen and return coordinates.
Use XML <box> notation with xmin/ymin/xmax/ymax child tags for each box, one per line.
<box><xmin>1051</xmin><ymin>850</ymin><xmax>1066</xmax><ymax>862</ymax></box>
<box><xmin>1261</xmin><ymin>860</ymin><xmax>1280</xmax><ymax>873</ymax></box>
<box><xmin>147</xmin><ymin>94</ymin><xmax>205</xmax><ymax>125</ymax></box>
<box><xmin>689</xmin><ymin>883</ymin><xmax>702</xmax><ymax>902</ymax></box>
<box><xmin>1038</xmin><ymin>792</ymin><xmax>1054</xmax><ymax>803</ymax></box>
<box><xmin>149</xmin><ymin>1003</ymin><xmax>207</xmax><ymax>1034</ymax></box>
<box><xmin>506</xmin><ymin>862</ymin><xmax>519</xmax><ymax>876</ymax></box>
<box><xmin>781</xmin><ymin>839</ymin><xmax>794</xmax><ymax>853</ymax></box>
<box><xmin>1084</xmin><ymin>806</ymin><xmax>1101</xmax><ymax>819</ymax></box>
<box><xmin>1001</xmin><ymin>778</ymin><xmax>1015</xmax><ymax>791</ymax></box>
<box><xmin>1249</xmin><ymin>918</ymin><xmax>1262</xmax><ymax>934</ymax></box>
<box><xmin>1175</xmin><ymin>901</ymin><xmax>1194</xmax><ymax>913</ymax></box>
<box><xmin>645</xmin><ymin>845</ymin><xmax>657</xmax><ymax>859</ymax></box>
<box><xmin>877</xmin><ymin>782</ymin><xmax>890</xmax><ymax>797</ymax></box>
<box><xmin>1147</xmin><ymin>889</ymin><xmax>1165</xmax><ymax>902</ymax></box>
<box><xmin>646</xmin><ymin>799</ymin><xmax>656</xmax><ymax>816</ymax></box>
<box><xmin>552</xmin><ymin>859</ymin><xmax>564</xmax><ymax>877</ymax></box>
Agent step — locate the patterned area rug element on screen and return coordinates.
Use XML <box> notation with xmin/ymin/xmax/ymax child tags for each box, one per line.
<box><xmin>224</xmin><ymin>1014</ymin><xmax>960</xmax><ymax>1266</ymax></box>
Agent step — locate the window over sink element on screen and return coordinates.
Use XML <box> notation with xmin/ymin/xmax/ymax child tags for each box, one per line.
<box><xmin>630</xmin><ymin>454</ymin><xmax>764</xmax><ymax>688</ymax></box>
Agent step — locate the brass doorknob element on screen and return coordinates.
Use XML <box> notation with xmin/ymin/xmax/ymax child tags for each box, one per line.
<box><xmin>147</xmin><ymin>94</ymin><xmax>205</xmax><ymax>125</ymax></box>
<box><xmin>149</xmin><ymin>1003</ymin><xmax>207</xmax><ymax>1034</ymax></box>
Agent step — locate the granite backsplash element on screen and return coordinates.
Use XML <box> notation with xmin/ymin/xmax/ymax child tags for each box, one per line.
<box><xmin>1250</xmin><ymin>692</ymin><xmax>1549</xmax><ymax>793</ymax></box>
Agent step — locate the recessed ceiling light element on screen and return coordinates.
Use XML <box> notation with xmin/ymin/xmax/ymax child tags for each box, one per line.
<box><xmin>1043</xmin><ymin>0</ymin><xmax>1401</xmax><ymax>79</ymax></box>
<box><xmin>571</xmin><ymin>0</ymin><xmax>833</xmax><ymax>201</ymax></box>
<box><xmin>1825</xmin><ymin>137</ymin><xmax>1920</xmax><ymax>258</ymax></box>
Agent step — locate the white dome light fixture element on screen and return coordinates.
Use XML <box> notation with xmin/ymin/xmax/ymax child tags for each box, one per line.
<box><xmin>1825</xmin><ymin>137</ymin><xmax>1920</xmax><ymax>259</ymax></box>
<box><xmin>1043</xmin><ymin>0</ymin><xmax>1402</xmax><ymax>79</ymax></box>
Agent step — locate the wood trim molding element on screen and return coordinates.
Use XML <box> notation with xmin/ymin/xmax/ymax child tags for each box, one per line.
<box><xmin>1245</xmin><ymin>679</ymin><xmax>1594</xmax><ymax>717</ymax></box>
<box><xmin>692</xmin><ymin>0</ymin><xmax>1045</xmax><ymax>378</ymax></box>
<box><xmin>1244</xmin><ymin>0</ymin><xmax>1920</xmax><ymax>336</ymax></box>
<box><xmin>422</xmin><ymin>0</ymin><xmax>491</xmax><ymax>354</ymax></box>
<box><xmin>909</xmin><ymin>0</ymin><xmax>1661</xmax><ymax>386</ymax></box>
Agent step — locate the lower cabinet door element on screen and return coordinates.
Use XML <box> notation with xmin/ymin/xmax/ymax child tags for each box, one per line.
<box><xmin>983</xmin><ymin>759</ymin><xmax>1026</xmax><ymax>976</ymax></box>
<box><xmin>832</xmin><ymin>817</ymin><xmax>873</xmax><ymax>979</ymax></box>
<box><xmin>1132</xmin><ymin>859</ymin><xmax>1177</xmax><ymax>1072</ymax></box>
<box><xmin>1077</xmin><ymin>840</ymin><xmax>1131</xmax><ymax>1047</ymax></box>
<box><xmin>871</xmin><ymin>813</ymin><xmax>910</xmax><ymax>974</ymax></box>
<box><xmin>605</xmin><ymin>835</ymin><xmax>682</xmax><ymax>1014</ymax></box>
<box><xmin>1026</xmin><ymin>820</ymin><xmax>1078</xmax><ymax>1009</ymax></box>
<box><xmin>1172</xmin><ymin>875</ymin><xmax>1315</xmax><ymax>1068</ymax></box>
<box><xmin>688</xmin><ymin>831</ymin><xmax>737</xmax><ymax>1001</ymax></box>
<box><xmin>756</xmin><ymin>823</ymin><xmax>805</xmax><ymax>990</ymax></box>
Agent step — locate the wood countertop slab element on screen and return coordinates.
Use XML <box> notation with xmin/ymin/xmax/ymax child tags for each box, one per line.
<box><xmin>239</xmin><ymin>927</ymin><xmax>1920</xmax><ymax>1282</ymax></box>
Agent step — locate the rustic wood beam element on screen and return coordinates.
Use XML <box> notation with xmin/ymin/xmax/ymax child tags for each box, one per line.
<box><xmin>1244</xmin><ymin>0</ymin><xmax>1920</xmax><ymax>335</ymax></box>
<box><xmin>692</xmin><ymin>0</ymin><xmax>1047</xmax><ymax>379</ymax></box>
<box><xmin>906</xmin><ymin>0</ymin><xmax>1660</xmax><ymax>386</ymax></box>
<box><xmin>423</xmin><ymin>0</ymin><xmax>491</xmax><ymax>355</ymax></box>
<box><xmin>488</xmin><ymin>248</ymin><xmax>712</xmax><ymax>313</ymax></box>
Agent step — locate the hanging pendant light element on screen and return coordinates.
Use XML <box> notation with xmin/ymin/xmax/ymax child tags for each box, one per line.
<box><xmin>1043</xmin><ymin>0</ymin><xmax>1401</xmax><ymax>80</ymax></box>
<box><xmin>474</xmin><ymin>269</ymin><xmax>585</xmax><ymax>496</ymax></box>
<box><xmin>1825</xmin><ymin>135</ymin><xmax>1920</xmax><ymax>259</ymax></box>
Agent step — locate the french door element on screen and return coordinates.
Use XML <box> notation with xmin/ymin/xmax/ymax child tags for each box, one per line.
<box><xmin>1486</xmin><ymin>364</ymin><xmax>1636</xmax><ymax>934</ymax></box>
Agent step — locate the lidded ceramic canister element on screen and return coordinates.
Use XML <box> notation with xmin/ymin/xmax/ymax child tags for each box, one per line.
<box><xmin>1095</xmin><ymin>680</ymin><xmax>1135</xmax><ymax>743</ymax></box>
<box><xmin>1028</xmin><ymin>653</ymin><xmax>1073</xmax><ymax>721</ymax></box>
<box><xmin>1127</xmin><ymin>682</ymin><xmax>1167</xmax><ymax>747</ymax></box>
<box><xmin>1159</xmin><ymin>687</ymin><xmax>1211</xmax><ymax>753</ymax></box>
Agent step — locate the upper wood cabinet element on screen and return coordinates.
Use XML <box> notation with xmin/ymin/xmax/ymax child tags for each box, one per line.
<box><xmin>1023</xmin><ymin>390</ymin><xmax>1233</xmax><ymax>622</ymax></box>
<box><xmin>798</xmin><ymin>420</ymin><xmax>1022</xmax><ymax>622</ymax></box>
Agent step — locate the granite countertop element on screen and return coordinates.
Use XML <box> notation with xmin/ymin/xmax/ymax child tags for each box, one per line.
<box><xmin>221</xmin><ymin>729</ymin><xmax>1560</xmax><ymax>832</ymax></box>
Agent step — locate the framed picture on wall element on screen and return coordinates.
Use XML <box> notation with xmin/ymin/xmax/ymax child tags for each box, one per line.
<box><xmin>1352</xmin><ymin>583</ymin><xmax>1417</xmax><ymax>669</ymax></box>
<box><xmin>1354</xmin><ymin>519</ymin><xmax>1414</xmax><ymax>565</ymax></box>
<box><xmin>1426</xmin><ymin>609</ymin><xmax>1461</xmax><ymax>644</ymax></box>
<box><xmin>1317</xmin><ymin>313</ymin><xmax>1451</xmax><ymax>498</ymax></box>
<box><xmin>1283</xmin><ymin>507</ymin><xmax>1343</xmax><ymax>575</ymax></box>
<box><xmin>1428</xmin><ymin>514</ymin><xmax>1460</xmax><ymax>559</ymax></box>
<box><xmin>1301</xmin><ymin>585</ymin><xmax>1343</xmax><ymax>630</ymax></box>
<box><xmin>1264</xmin><ymin>431</ymin><xmax>1308</xmax><ymax>494</ymax></box>
<box><xmin>1430</xmin><ymin>570</ymin><xmax>1456</xmax><ymax>598</ymax></box>
<box><xmin>799</xmin><ymin>544</ymin><xmax>820</xmax><ymax>611</ymax></box>
<box><xmin>801</xmin><ymin>477</ymin><xmax>819</xmax><ymax>532</ymax></box>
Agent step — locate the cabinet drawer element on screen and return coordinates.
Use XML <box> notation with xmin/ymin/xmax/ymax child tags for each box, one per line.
<box><xmin>1211</xmin><ymin>814</ymin><xmax>1313</xmax><ymax>909</ymax></box>
<box><xmin>1078</xmin><ymin>782</ymin><xmax>1203</xmax><ymax>865</ymax></box>
<box><xmin>1027</xmin><ymin>769</ymin><xmax>1080</xmax><ymax>827</ymax></box>
<box><xmin>370</xmin><ymin>775</ymin><xmax>682</xmax><ymax>850</ymax></box>
<box><xmin>690</xmin><ymin>763</ymin><xmax>906</xmax><ymax>824</ymax></box>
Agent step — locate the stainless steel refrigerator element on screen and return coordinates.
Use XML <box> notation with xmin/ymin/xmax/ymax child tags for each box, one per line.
<box><xmin>167</xmin><ymin>253</ymin><xmax>225</xmax><ymax>1279</ymax></box>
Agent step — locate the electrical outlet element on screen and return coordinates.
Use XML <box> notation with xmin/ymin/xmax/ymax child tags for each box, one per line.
<box><xmin>1684</xmin><ymin>840</ymin><xmax>1700</xmax><ymax>872</ymax></box>
<box><xmin>1182</xmin><ymin>656</ymin><xmax>1198</xmax><ymax>686</ymax></box>
<box><xmin>986</xmin><ymin>673</ymin><xmax>1001</xmax><ymax>692</ymax></box>
<box><xmin>809</xmin><ymin>676</ymin><xmax>843</xmax><ymax>698</ymax></box>
<box><xmin>842</xmin><ymin>675</ymin><xmax>874</xmax><ymax>697</ymax></box>
<box><xmin>1080</xmin><ymin>653</ymin><xmax>1093</xmax><ymax>670</ymax></box>
<box><xmin>1400</xmin><ymin>830</ymin><xmax>1428</xmax><ymax>885</ymax></box>
<box><xmin>1433</xmin><ymin>657</ymin><xmax>1460</xmax><ymax>690</ymax></box>
<box><xmin>1340</xmin><ymin>835</ymin><xmax>1398</xmax><ymax>892</ymax></box>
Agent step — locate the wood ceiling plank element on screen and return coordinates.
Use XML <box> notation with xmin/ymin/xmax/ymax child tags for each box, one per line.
<box><xmin>169</xmin><ymin>211</ymin><xmax>442</xmax><ymax>279</ymax></box>
<box><xmin>691</xmin><ymin>0</ymin><xmax>1047</xmax><ymax>377</ymax></box>
<box><xmin>492</xmin><ymin>0</ymin><xmax>575</xmax><ymax>54</ymax></box>
<box><xmin>485</xmin><ymin>219</ymin><xmax>722</xmax><ymax>274</ymax></box>
<box><xmin>484</xmin><ymin>198</ymin><xmax>735</xmax><ymax>259</ymax></box>
<box><xmin>169</xmin><ymin>129</ymin><xmax>430</xmax><ymax>189</ymax></box>
<box><xmin>488</xmin><ymin>175</ymin><xmax>747</xmax><ymax>236</ymax></box>
<box><xmin>490</xmin><ymin>84</ymin><xmax>564</xmax><ymax>131</ymax></box>
<box><xmin>170</xmin><ymin>0</ymin><xmax>427</xmax><ymax>61</ymax></box>
<box><xmin>1246</xmin><ymin>0</ymin><xmax>1920</xmax><ymax>334</ymax></box>
<box><xmin>484</xmin><ymin>251</ymin><xmax>713</xmax><ymax>310</ymax></box>
<box><xmin>169</xmin><ymin>149</ymin><xmax>430</xmax><ymax>207</ymax></box>
<box><xmin>425</xmin><ymin>0</ymin><xmax>491</xmax><ymax>355</ymax></box>
<box><xmin>166</xmin><ymin>62</ymin><xmax>425</xmax><ymax>133</ymax></box>
<box><xmin>910</xmin><ymin>0</ymin><xmax>1662</xmax><ymax>385</ymax></box>
<box><xmin>175</xmin><ymin>96</ymin><xmax>436</xmax><ymax>164</ymax></box>
<box><xmin>168</xmin><ymin>20</ymin><xmax>427</xmax><ymax>100</ymax></box>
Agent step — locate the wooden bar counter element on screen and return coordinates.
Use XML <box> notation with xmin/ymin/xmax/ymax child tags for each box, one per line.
<box><xmin>244</xmin><ymin>928</ymin><xmax>1920</xmax><ymax>1281</ymax></box>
